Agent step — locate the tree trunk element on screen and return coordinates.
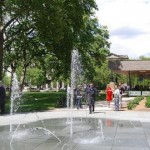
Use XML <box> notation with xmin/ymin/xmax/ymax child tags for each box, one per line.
<box><xmin>0</xmin><ymin>1</ymin><xmax>4</xmax><ymax>81</ymax></box>
<box><xmin>20</xmin><ymin>66</ymin><xmax>27</xmax><ymax>91</ymax></box>
<box><xmin>9</xmin><ymin>63</ymin><xmax>17</xmax><ymax>96</ymax></box>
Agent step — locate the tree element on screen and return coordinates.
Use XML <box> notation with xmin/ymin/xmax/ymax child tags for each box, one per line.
<box><xmin>0</xmin><ymin>0</ymin><xmax>4</xmax><ymax>80</ymax></box>
<box><xmin>25</xmin><ymin>67</ymin><xmax>45</xmax><ymax>88</ymax></box>
<box><xmin>2</xmin><ymin>0</ymin><xmax>110</xmax><ymax>89</ymax></box>
<box><xmin>76</xmin><ymin>17</ymin><xmax>110</xmax><ymax>81</ymax></box>
<box><xmin>139</xmin><ymin>55</ymin><xmax>150</xmax><ymax>60</ymax></box>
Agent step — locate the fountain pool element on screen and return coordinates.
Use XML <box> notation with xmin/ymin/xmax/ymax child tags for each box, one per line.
<box><xmin>0</xmin><ymin>117</ymin><xmax>106</xmax><ymax>150</ymax></box>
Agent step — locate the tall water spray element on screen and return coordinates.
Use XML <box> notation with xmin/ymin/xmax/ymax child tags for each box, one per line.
<box><xmin>70</xmin><ymin>49</ymin><xmax>82</xmax><ymax>109</ymax></box>
<box><xmin>67</xmin><ymin>49</ymin><xmax>82</xmax><ymax>135</ymax></box>
<box><xmin>10</xmin><ymin>73</ymin><xmax>21</xmax><ymax>132</ymax></box>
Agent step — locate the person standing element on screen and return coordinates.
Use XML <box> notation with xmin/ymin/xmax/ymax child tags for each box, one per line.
<box><xmin>74</xmin><ymin>86</ymin><xmax>82</xmax><ymax>109</ymax></box>
<box><xmin>0</xmin><ymin>81</ymin><xmax>6</xmax><ymax>114</ymax></box>
<box><xmin>113</xmin><ymin>85</ymin><xmax>120</xmax><ymax>111</ymax></box>
<box><xmin>105</xmin><ymin>84</ymin><xmax>113</xmax><ymax>108</ymax></box>
<box><xmin>118</xmin><ymin>82</ymin><xmax>125</xmax><ymax>108</ymax></box>
<box><xmin>87</xmin><ymin>83</ymin><xmax>97</xmax><ymax>114</ymax></box>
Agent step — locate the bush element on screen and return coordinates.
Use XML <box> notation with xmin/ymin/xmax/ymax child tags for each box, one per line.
<box><xmin>145</xmin><ymin>97</ymin><xmax>150</xmax><ymax>108</ymax></box>
<box><xmin>127</xmin><ymin>97</ymin><xmax>143</xmax><ymax>110</ymax></box>
<box><xmin>127</xmin><ymin>101</ymin><xmax>136</xmax><ymax>110</ymax></box>
<box><xmin>55</xmin><ymin>96</ymin><xmax>67</xmax><ymax>108</ymax></box>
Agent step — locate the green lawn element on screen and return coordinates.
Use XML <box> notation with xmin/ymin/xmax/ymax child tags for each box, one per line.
<box><xmin>5</xmin><ymin>92</ymin><xmax>66</xmax><ymax>113</ymax></box>
<box><xmin>5</xmin><ymin>92</ymin><xmax>106</xmax><ymax>114</ymax></box>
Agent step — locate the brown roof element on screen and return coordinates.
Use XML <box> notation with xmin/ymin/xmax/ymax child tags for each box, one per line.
<box><xmin>109</xmin><ymin>60</ymin><xmax>150</xmax><ymax>72</ymax></box>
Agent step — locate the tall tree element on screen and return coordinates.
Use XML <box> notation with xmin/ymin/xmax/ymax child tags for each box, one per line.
<box><xmin>0</xmin><ymin>0</ymin><xmax>4</xmax><ymax>80</ymax></box>
<box><xmin>2</xmin><ymin>0</ymin><xmax>110</xmax><ymax>88</ymax></box>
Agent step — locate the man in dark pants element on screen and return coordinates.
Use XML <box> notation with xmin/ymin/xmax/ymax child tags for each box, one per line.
<box><xmin>86</xmin><ymin>83</ymin><xmax>97</xmax><ymax>114</ymax></box>
<box><xmin>0</xmin><ymin>81</ymin><xmax>6</xmax><ymax>114</ymax></box>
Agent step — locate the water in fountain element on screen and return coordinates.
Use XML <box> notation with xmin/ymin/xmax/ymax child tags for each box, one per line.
<box><xmin>65</xmin><ymin>118</ymin><xmax>104</xmax><ymax>144</ymax></box>
<box><xmin>66</xmin><ymin>49</ymin><xmax>83</xmax><ymax>135</ymax></box>
<box><xmin>10</xmin><ymin>73</ymin><xmax>22</xmax><ymax>115</ymax></box>
<box><xmin>70</xmin><ymin>49</ymin><xmax>82</xmax><ymax>109</ymax></box>
<box><xmin>9</xmin><ymin>73</ymin><xmax>61</xmax><ymax>146</ymax></box>
<box><xmin>10</xmin><ymin>73</ymin><xmax>22</xmax><ymax>132</ymax></box>
<box><xmin>4</xmin><ymin>50</ymin><xmax>105</xmax><ymax>150</ymax></box>
<box><xmin>64</xmin><ymin>49</ymin><xmax>105</xmax><ymax>144</ymax></box>
<box><xmin>66</xmin><ymin>85</ymin><xmax>71</xmax><ymax>124</ymax></box>
<box><xmin>6</xmin><ymin>117</ymin><xmax>106</xmax><ymax>150</ymax></box>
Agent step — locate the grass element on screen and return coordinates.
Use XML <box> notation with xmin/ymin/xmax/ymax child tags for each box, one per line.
<box><xmin>5</xmin><ymin>92</ymin><xmax>66</xmax><ymax>113</ymax></box>
<box><xmin>5</xmin><ymin>91</ymin><xmax>106</xmax><ymax>114</ymax></box>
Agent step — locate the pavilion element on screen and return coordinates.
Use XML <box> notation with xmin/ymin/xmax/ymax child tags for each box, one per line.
<box><xmin>108</xmin><ymin>53</ymin><xmax>150</xmax><ymax>96</ymax></box>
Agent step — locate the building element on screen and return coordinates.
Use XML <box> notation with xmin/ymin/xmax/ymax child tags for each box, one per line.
<box><xmin>108</xmin><ymin>53</ymin><xmax>150</xmax><ymax>96</ymax></box>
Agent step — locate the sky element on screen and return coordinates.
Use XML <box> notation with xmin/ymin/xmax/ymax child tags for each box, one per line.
<box><xmin>95</xmin><ymin>0</ymin><xmax>150</xmax><ymax>59</ymax></box>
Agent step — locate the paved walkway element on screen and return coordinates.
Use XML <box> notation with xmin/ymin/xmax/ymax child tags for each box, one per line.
<box><xmin>0</xmin><ymin>97</ymin><xmax>150</xmax><ymax>150</ymax></box>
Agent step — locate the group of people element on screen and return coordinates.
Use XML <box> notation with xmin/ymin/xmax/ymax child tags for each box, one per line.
<box><xmin>74</xmin><ymin>83</ymin><xmax>97</xmax><ymax>114</ymax></box>
<box><xmin>74</xmin><ymin>82</ymin><xmax>125</xmax><ymax>113</ymax></box>
<box><xmin>105</xmin><ymin>83</ymin><xmax>125</xmax><ymax>111</ymax></box>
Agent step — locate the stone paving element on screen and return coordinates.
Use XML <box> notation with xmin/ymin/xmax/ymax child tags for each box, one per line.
<box><xmin>0</xmin><ymin>97</ymin><xmax>150</xmax><ymax>150</ymax></box>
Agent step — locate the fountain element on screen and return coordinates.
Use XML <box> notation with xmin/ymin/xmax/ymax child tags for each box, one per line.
<box><xmin>0</xmin><ymin>50</ymin><xmax>105</xmax><ymax>150</ymax></box>
<box><xmin>9</xmin><ymin>73</ymin><xmax>62</xmax><ymax>149</ymax></box>
<box><xmin>5</xmin><ymin>117</ymin><xmax>105</xmax><ymax>150</ymax></box>
<box><xmin>10</xmin><ymin>73</ymin><xmax>22</xmax><ymax>115</ymax></box>
<box><xmin>64</xmin><ymin>49</ymin><xmax>104</xmax><ymax>143</ymax></box>
<box><xmin>10</xmin><ymin>73</ymin><xmax>22</xmax><ymax>132</ymax></box>
<box><xmin>66</xmin><ymin>49</ymin><xmax>83</xmax><ymax>135</ymax></box>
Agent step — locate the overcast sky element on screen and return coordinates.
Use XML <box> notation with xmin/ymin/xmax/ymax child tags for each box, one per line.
<box><xmin>95</xmin><ymin>0</ymin><xmax>150</xmax><ymax>59</ymax></box>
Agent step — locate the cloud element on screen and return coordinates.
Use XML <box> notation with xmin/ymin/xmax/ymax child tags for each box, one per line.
<box><xmin>95</xmin><ymin>0</ymin><xmax>150</xmax><ymax>58</ymax></box>
<box><xmin>110</xmin><ymin>26</ymin><xmax>147</xmax><ymax>39</ymax></box>
<box><xmin>110</xmin><ymin>33</ymin><xmax>150</xmax><ymax>58</ymax></box>
<box><xmin>144</xmin><ymin>52</ymin><xmax>150</xmax><ymax>56</ymax></box>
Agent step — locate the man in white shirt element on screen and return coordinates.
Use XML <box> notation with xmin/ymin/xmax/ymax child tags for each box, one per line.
<box><xmin>113</xmin><ymin>85</ymin><xmax>120</xmax><ymax>111</ymax></box>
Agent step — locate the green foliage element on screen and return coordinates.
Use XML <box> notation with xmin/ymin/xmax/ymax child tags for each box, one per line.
<box><xmin>139</xmin><ymin>55</ymin><xmax>150</xmax><ymax>60</ymax></box>
<box><xmin>127</xmin><ymin>97</ymin><xmax>143</xmax><ymax>110</ymax></box>
<box><xmin>25</xmin><ymin>67</ymin><xmax>45</xmax><ymax>86</ymax></box>
<box><xmin>145</xmin><ymin>96</ymin><xmax>150</xmax><ymax>108</ymax></box>
<box><xmin>3</xmin><ymin>75</ymin><xmax>11</xmax><ymax>87</ymax></box>
<box><xmin>93</xmin><ymin>61</ymin><xmax>127</xmax><ymax>89</ymax></box>
<box><xmin>98</xmin><ymin>93</ymin><xmax>106</xmax><ymax>101</ymax></box>
<box><xmin>94</xmin><ymin>61</ymin><xmax>111</xmax><ymax>87</ymax></box>
<box><xmin>2</xmin><ymin>0</ymin><xmax>110</xmax><ymax>87</ymax></box>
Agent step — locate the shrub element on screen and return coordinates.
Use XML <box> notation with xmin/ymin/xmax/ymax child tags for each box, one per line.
<box><xmin>145</xmin><ymin>97</ymin><xmax>150</xmax><ymax>108</ymax></box>
<box><xmin>55</xmin><ymin>96</ymin><xmax>67</xmax><ymax>108</ymax></box>
<box><xmin>127</xmin><ymin>97</ymin><xmax>143</xmax><ymax>110</ymax></box>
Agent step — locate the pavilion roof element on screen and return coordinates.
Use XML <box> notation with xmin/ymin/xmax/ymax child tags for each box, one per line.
<box><xmin>108</xmin><ymin>60</ymin><xmax>150</xmax><ymax>76</ymax></box>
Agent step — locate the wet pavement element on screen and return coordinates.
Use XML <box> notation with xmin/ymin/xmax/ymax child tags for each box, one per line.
<box><xmin>0</xmin><ymin>97</ymin><xmax>150</xmax><ymax>150</ymax></box>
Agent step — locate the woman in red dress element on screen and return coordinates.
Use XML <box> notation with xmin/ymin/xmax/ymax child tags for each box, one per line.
<box><xmin>105</xmin><ymin>84</ymin><xmax>113</xmax><ymax>108</ymax></box>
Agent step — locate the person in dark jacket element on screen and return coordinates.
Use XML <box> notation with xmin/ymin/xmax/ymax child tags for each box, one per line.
<box><xmin>0</xmin><ymin>81</ymin><xmax>6</xmax><ymax>114</ymax></box>
<box><xmin>86</xmin><ymin>83</ymin><xmax>97</xmax><ymax>114</ymax></box>
<box><xmin>74</xmin><ymin>86</ymin><xmax>82</xmax><ymax>109</ymax></box>
<box><xmin>118</xmin><ymin>82</ymin><xmax>125</xmax><ymax>108</ymax></box>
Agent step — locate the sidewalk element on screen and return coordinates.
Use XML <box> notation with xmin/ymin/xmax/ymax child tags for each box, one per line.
<box><xmin>94</xmin><ymin>96</ymin><xmax>134</xmax><ymax>111</ymax></box>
